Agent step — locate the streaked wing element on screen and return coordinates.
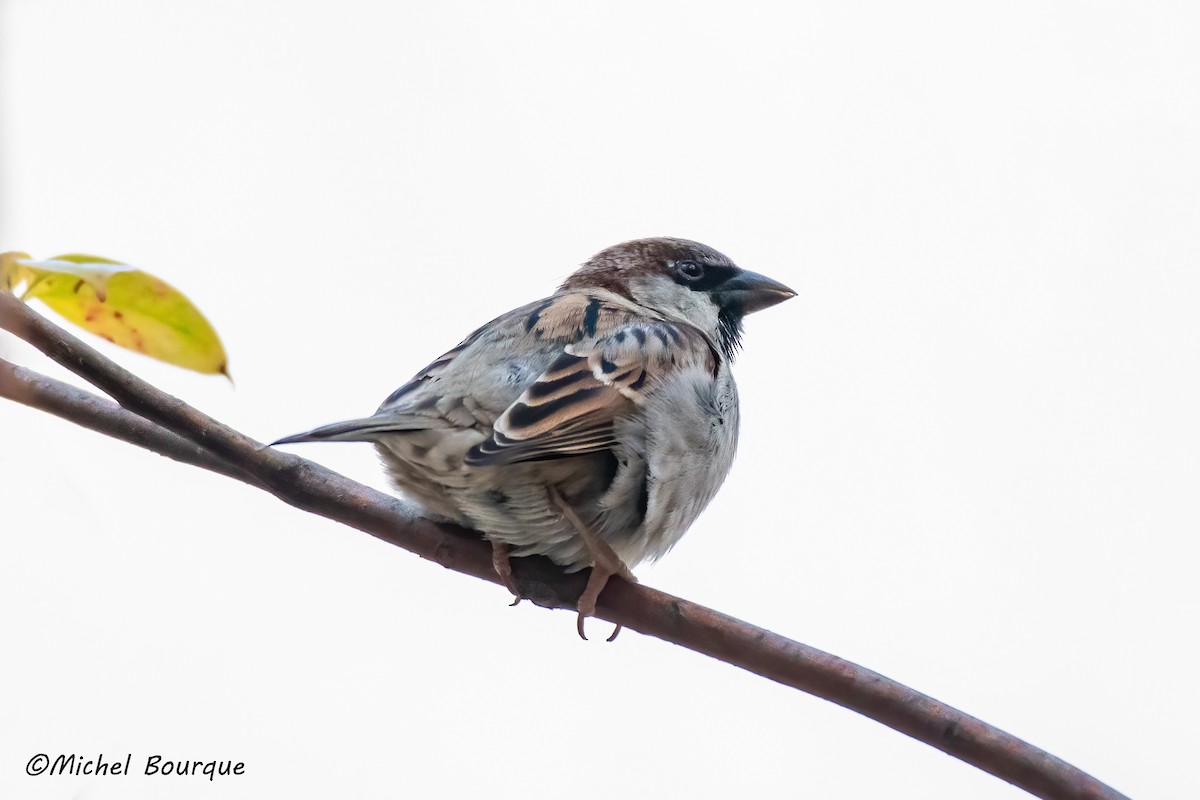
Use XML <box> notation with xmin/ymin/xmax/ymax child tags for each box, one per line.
<box><xmin>375</xmin><ymin>291</ymin><xmax>626</xmax><ymax>419</ymax></box>
<box><xmin>376</xmin><ymin>327</ymin><xmax>485</xmax><ymax>412</ymax></box>
<box><xmin>465</xmin><ymin>320</ymin><xmax>717</xmax><ymax>465</ymax></box>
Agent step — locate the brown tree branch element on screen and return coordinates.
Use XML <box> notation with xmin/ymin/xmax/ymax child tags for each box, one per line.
<box><xmin>0</xmin><ymin>358</ymin><xmax>261</xmax><ymax>486</ymax></box>
<box><xmin>0</xmin><ymin>292</ymin><xmax>1128</xmax><ymax>800</ymax></box>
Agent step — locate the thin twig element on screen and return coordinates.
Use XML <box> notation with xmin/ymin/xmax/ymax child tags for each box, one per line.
<box><xmin>0</xmin><ymin>358</ymin><xmax>261</xmax><ymax>486</ymax></box>
<box><xmin>0</xmin><ymin>292</ymin><xmax>1129</xmax><ymax>800</ymax></box>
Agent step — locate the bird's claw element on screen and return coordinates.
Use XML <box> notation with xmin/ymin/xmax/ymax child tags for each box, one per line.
<box><xmin>575</xmin><ymin>564</ymin><xmax>630</xmax><ymax>641</ymax></box>
<box><xmin>491</xmin><ymin>540</ymin><xmax>523</xmax><ymax>606</ymax></box>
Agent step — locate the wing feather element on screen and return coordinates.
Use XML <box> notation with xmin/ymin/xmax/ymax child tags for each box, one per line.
<box><xmin>465</xmin><ymin>320</ymin><xmax>716</xmax><ymax>466</ymax></box>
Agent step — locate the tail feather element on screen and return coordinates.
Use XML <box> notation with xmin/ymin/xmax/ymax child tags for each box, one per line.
<box><xmin>271</xmin><ymin>414</ymin><xmax>434</xmax><ymax>446</ymax></box>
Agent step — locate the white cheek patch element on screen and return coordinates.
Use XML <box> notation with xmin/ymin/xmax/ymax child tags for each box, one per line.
<box><xmin>628</xmin><ymin>277</ymin><xmax>722</xmax><ymax>334</ymax></box>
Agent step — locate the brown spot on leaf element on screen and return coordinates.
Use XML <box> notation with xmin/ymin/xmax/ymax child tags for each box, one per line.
<box><xmin>73</xmin><ymin>279</ymin><xmax>84</xmax><ymax>294</ymax></box>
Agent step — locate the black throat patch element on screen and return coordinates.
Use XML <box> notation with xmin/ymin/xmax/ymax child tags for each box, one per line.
<box><xmin>716</xmin><ymin>306</ymin><xmax>744</xmax><ymax>361</ymax></box>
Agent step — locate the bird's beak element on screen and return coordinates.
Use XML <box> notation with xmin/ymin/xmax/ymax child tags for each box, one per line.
<box><xmin>717</xmin><ymin>269</ymin><xmax>797</xmax><ymax>314</ymax></box>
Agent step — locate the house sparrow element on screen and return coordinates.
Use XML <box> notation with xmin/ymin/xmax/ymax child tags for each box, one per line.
<box><xmin>275</xmin><ymin>237</ymin><xmax>794</xmax><ymax>638</ymax></box>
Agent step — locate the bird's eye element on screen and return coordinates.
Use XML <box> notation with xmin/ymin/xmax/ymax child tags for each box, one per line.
<box><xmin>676</xmin><ymin>260</ymin><xmax>705</xmax><ymax>280</ymax></box>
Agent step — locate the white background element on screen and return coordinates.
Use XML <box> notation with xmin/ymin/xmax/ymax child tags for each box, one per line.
<box><xmin>1</xmin><ymin>2</ymin><xmax>1196</xmax><ymax>798</ymax></box>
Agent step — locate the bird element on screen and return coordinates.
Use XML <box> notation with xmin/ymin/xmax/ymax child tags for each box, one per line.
<box><xmin>274</xmin><ymin>237</ymin><xmax>795</xmax><ymax>639</ymax></box>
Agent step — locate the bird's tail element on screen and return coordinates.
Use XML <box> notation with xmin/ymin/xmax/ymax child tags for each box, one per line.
<box><xmin>271</xmin><ymin>415</ymin><xmax>429</xmax><ymax>446</ymax></box>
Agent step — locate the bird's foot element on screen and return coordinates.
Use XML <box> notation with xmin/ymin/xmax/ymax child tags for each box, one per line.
<box><xmin>575</xmin><ymin>562</ymin><xmax>638</xmax><ymax>641</ymax></box>
<box><xmin>546</xmin><ymin>486</ymin><xmax>636</xmax><ymax>641</ymax></box>
<box><xmin>490</xmin><ymin>540</ymin><xmax>522</xmax><ymax>606</ymax></box>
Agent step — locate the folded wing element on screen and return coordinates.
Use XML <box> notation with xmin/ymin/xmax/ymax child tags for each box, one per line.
<box><xmin>466</xmin><ymin>321</ymin><xmax>717</xmax><ymax>465</ymax></box>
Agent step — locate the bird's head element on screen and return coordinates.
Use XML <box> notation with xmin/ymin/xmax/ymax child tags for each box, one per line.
<box><xmin>561</xmin><ymin>237</ymin><xmax>796</xmax><ymax>359</ymax></box>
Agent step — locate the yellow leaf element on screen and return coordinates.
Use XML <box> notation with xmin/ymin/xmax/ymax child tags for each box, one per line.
<box><xmin>18</xmin><ymin>254</ymin><xmax>230</xmax><ymax>377</ymax></box>
<box><xmin>19</xmin><ymin>253</ymin><xmax>136</xmax><ymax>302</ymax></box>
